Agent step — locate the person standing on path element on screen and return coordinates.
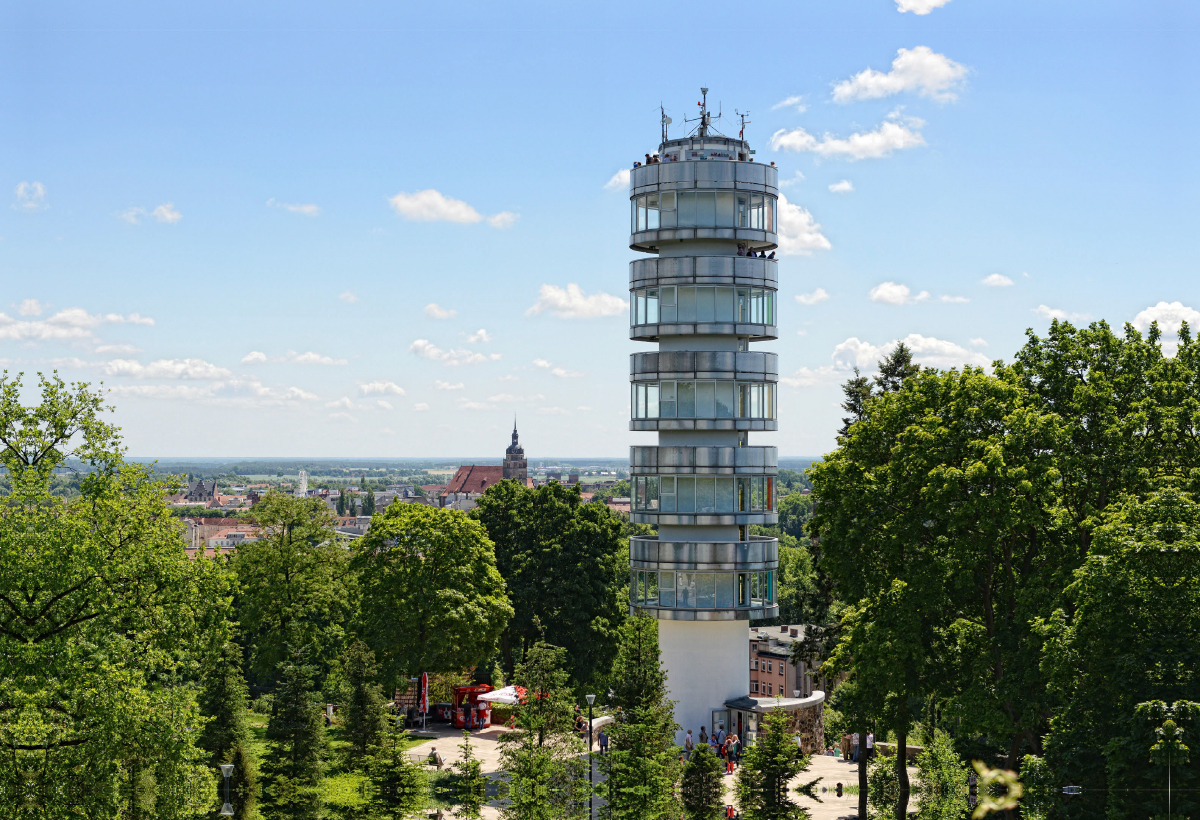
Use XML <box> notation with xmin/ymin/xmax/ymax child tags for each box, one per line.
<box><xmin>866</xmin><ymin>731</ymin><xmax>875</xmax><ymax>761</ymax></box>
<box><xmin>699</xmin><ymin>726</ymin><xmax>708</xmax><ymax>747</ymax></box>
<box><xmin>598</xmin><ymin>728</ymin><xmax>609</xmax><ymax>755</ymax></box>
<box><xmin>851</xmin><ymin>732</ymin><xmax>860</xmax><ymax>762</ymax></box>
<box><xmin>684</xmin><ymin>729</ymin><xmax>695</xmax><ymax>760</ymax></box>
<box><xmin>725</xmin><ymin>734</ymin><xmax>739</xmax><ymax>774</ymax></box>
<box><xmin>715</xmin><ymin>724</ymin><xmax>727</xmax><ymax>748</ymax></box>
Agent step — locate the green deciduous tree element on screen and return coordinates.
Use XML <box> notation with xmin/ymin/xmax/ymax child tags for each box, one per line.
<box><xmin>234</xmin><ymin>492</ymin><xmax>354</xmax><ymax>686</ymax></box>
<box><xmin>734</xmin><ymin>708</ymin><xmax>810</xmax><ymax>820</ymax></box>
<box><xmin>261</xmin><ymin>650</ymin><xmax>327</xmax><ymax>819</ymax></box>
<box><xmin>354</xmin><ymin>502</ymin><xmax>512</xmax><ymax>690</ymax></box>
<box><xmin>341</xmin><ymin>639</ymin><xmax>387</xmax><ymax>762</ymax></box>
<box><xmin>0</xmin><ymin>374</ymin><xmax>229</xmax><ymax>818</ymax></box>
<box><xmin>472</xmin><ymin>480</ymin><xmax>626</xmax><ymax>692</ymax></box>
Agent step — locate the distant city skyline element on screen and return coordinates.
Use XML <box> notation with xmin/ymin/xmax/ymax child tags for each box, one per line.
<box><xmin>4</xmin><ymin>1</ymin><xmax>1197</xmax><ymax>456</ymax></box>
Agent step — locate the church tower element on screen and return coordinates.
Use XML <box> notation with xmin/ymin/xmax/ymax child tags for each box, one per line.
<box><xmin>626</xmin><ymin>91</ymin><xmax>780</xmax><ymax>744</ymax></box>
<box><xmin>503</xmin><ymin>420</ymin><xmax>528</xmax><ymax>480</ymax></box>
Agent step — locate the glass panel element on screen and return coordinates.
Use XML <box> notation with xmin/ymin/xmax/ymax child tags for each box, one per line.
<box><xmin>660</xmin><ymin>286</ymin><xmax>676</xmax><ymax>306</ymax></box>
<box><xmin>633</xmin><ymin>476</ymin><xmax>643</xmax><ymax>509</ymax></box>
<box><xmin>749</xmin><ymin>383</ymin><xmax>759</xmax><ymax>418</ymax></box>
<box><xmin>751</xmin><ymin>572</ymin><xmax>763</xmax><ymax>606</ymax></box>
<box><xmin>631</xmin><ymin>199</ymin><xmax>637</xmax><ymax>233</ymax></box>
<box><xmin>737</xmin><ymin>195</ymin><xmax>748</xmax><ymax>228</ymax></box>
<box><xmin>676</xmin><ymin>477</ymin><xmax>696</xmax><ymax>512</ymax></box>
<box><xmin>678</xmin><ymin>287</ymin><xmax>696</xmax><ymax>322</ymax></box>
<box><xmin>738</xmin><ymin>477</ymin><xmax>748</xmax><ymax>511</ymax></box>
<box><xmin>750</xmin><ymin>194</ymin><xmax>763</xmax><ymax>230</ymax></box>
<box><xmin>752</xmin><ymin>289</ymin><xmax>763</xmax><ymax>324</ymax></box>
<box><xmin>738</xmin><ymin>573</ymin><xmax>748</xmax><ymax>606</ymax></box>
<box><xmin>647</xmin><ymin>383</ymin><xmax>659</xmax><ymax>418</ymax></box>
<box><xmin>677</xmin><ymin>572</ymin><xmax>695</xmax><ymax>608</ymax></box>
<box><xmin>716</xmin><ymin>573</ymin><xmax>735</xmax><ymax>608</ymax></box>
<box><xmin>766</xmin><ymin>570</ymin><xmax>775</xmax><ymax>603</ymax></box>
<box><xmin>638</xmin><ymin>196</ymin><xmax>648</xmax><ymax>231</ymax></box>
<box><xmin>678</xmin><ymin>382</ymin><xmax>696</xmax><ymax>417</ymax></box>
<box><xmin>661</xmin><ymin>191</ymin><xmax>676</xmax><ymax>211</ymax></box>
<box><xmin>767</xmin><ymin>383</ymin><xmax>775</xmax><ymax>419</ymax></box>
<box><xmin>767</xmin><ymin>477</ymin><xmax>774</xmax><ymax>511</ymax></box>
<box><xmin>647</xmin><ymin>193</ymin><xmax>660</xmax><ymax>230</ymax></box>
<box><xmin>696</xmin><ymin>574</ymin><xmax>716</xmax><ymax>608</ymax></box>
<box><xmin>660</xmin><ymin>381</ymin><xmax>676</xmax><ymax>418</ymax></box>
<box><xmin>697</xmin><ymin>192</ymin><xmax>716</xmax><ymax>227</ymax></box>
<box><xmin>752</xmin><ymin>476</ymin><xmax>765</xmax><ymax>511</ymax></box>
<box><xmin>661</xmin><ymin>206</ymin><xmax>676</xmax><ymax>228</ymax></box>
<box><xmin>766</xmin><ymin>291</ymin><xmax>774</xmax><ymax>325</ymax></box>
<box><xmin>631</xmin><ymin>570</ymin><xmax>639</xmax><ymax>601</ymax></box>
<box><xmin>647</xmin><ymin>289</ymin><xmax>659</xmax><ymax>324</ymax></box>
<box><xmin>716</xmin><ymin>287</ymin><xmax>734</xmax><ymax>322</ymax></box>
<box><xmin>637</xmin><ymin>571</ymin><xmax>646</xmax><ymax>603</ymax></box>
<box><xmin>646</xmin><ymin>571</ymin><xmax>659</xmax><ymax>605</ymax></box>
<box><xmin>696</xmin><ymin>382</ymin><xmax>715</xmax><ymax>417</ymax></box>
<box><xmin>646</xmin><ymin>476</ymin><xmax>659</xmax><ymax>510</ymax></box>
<box><xmin>696</xmin><ymin>287</ymin><xmax>715</xmax><ymax>322</ymax></box>
<box><xmin>659</xmin><ymin>572</ymin><xmax>675</xmax><ymax>607</ymax></box>
<box><xmin>716</xmin><ymin>477</ymin><xmax>734</xmax><ymax>511</ymax></box>
<box><xmin>737</xmin><ymin>289</ymin><xmax>750</xmax><ymax>323</ymax></box>
<box><xmin>766</xmin><ymin>196</ymin><xmax>775</xmax><ymax>233</ymax></box>
<box><xmin>738</xmin><ymin>384</ymin><xmax>748</xmax><ymax>418</ymax></box>
<box><xmin>636</xmin><ymin>291</ymin><xmax>645</xmax><ymax>325</ymax></box>
<box><xmin>716</xmin><ymin>192</ymin><xmax>734</xmax><ymax>226</ymax></box>
<box><xmin>715</xmin><ymin>382</ymin><xmax>734</xmax><ymax>418</ymax></box>
<box><xmin>696</xmin><ymin>477</ymin><xmax>715</xmax><ymax>513</ymax></box>
<box><xmin>660</xmin><ymin>476</ymin><xmax>675</xmax><ymax>512</ymax></box>
<box><xmin>678</xmin><ymin>191</ymin><xmax>696</xmax><ymax>226</ymax></box>
<box><xmin>635</xmin><ymin>383</ymin><xmax>644</xmax><ymax>418</ymax></box>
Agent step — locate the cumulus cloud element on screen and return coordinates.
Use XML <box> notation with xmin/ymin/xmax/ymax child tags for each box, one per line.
<box><xmin>389</xmin><ymin>189</ymin><xmax>482</xmax><ymax>223</ymax></box>
<box><xmin>377</xmin><ymin>400</ymin><xmax>394</xmax><ymax>410</ymax></box>
<box><xmin>828</xmin><ymin>180</ymin><xmax>854</xmax><ymax>193</ymax></box>
<box><xmin>777</xmin><ymin>194</ymin><xmax>832</xmax><ymax>256</ymax></box>
<box><xmin>869</xmin><ymin>281</ymin><xmax>929</xmax><ymax>305</ymax></box>
<box><xmin>770</xmin><ymin>117</ymin><xmax>926</xmax><ymax>160</ymax></box>
<box><xmin>498</xmin><ymin>374</ymin><xmax>519</xmax><ymax>382</ymax></box>
<box><xmin>970</xmin><ymin>338</ymin><xmax>988</xmax><ymax>347</ymax></box>
<box><xmin>533</xmin><ymin>359</ymin><xmax>551</xmax><ymax>368</ymax></box>
<box><xmin>267</xmin><ymin>198</ymin><xmax>320</xmax><ymax>216</ymax></box>
<box><xmin>241</xmin><ymin>350</ymin><xmax>348</xmax><ymax>365</ymax></box>
<box><xmin>409</xmin><ymin>339</ymin><xmax>501</xmax><ymax>366</ymax></box>
<box><xmin>796</xmin><ymin>288</ymin><xmax>830</xmax><ymax>306</ymax></box>
<box><xmin>466</xmin><ymin>329</ymin><xmax>492</xmax><ymax>343</ymax></box>
<box><xmin>981</xmin><ymin>273</ymin><xmax>1014</xmax><ymax>287</ymax></box>
<box><xmin>779</xmin><ymin>364</ymin><xmax>842</xmax><ymax>388</ymax></box>
<box><xmin>604</xmin><ymin>169</ymin><xmax>631</xmax><ymax>191</ymax></box>
<box><xmin>457</xmin><ymin>398</ymin><xmax>496</xmax><ymax>411</ymax></box>
<box><xmin>118</xmin><ymin>207</ymin><xmax>146</xmax><ymax>224</ymax></box>
<box><xmin>435</xmin><ymin>380</ymin><xmax>465</xmax><ymax>390</ymax></box>
<box><xmin>103</xmin><ymin>358</ymin><xmax>232</xmax><ymax>379</ymax></box>
<box><xmin>833</xmin><ymin>47</ymin><xmax>967</xmax><ymax>103</ymax></box>
<box><xmin>339</xmin><ymin>291</ymin><xmax>359</xmax><ymax>304</ymax></box>
<box><xmin>833</xmin><ymin>333</ymin><xmax>990</xmax><ymax>371</ymax></box>
<box><xmin>108</xmin><ymin>377</ymin><xmax>318</xmax><ymax>406</ymax></box>
<box><xmin>414</xmin><ymin>402</ymin><xmax>430</xmax><ymax>411</ymax></box>
<box><xmin>1033</xmin><ymin>305</ymin><xmax>1091</xmax><ymax>323</ymax></box>
<box><xmin>525</xmin><ymin>284</ymin><xmax>628</xmax><ymax>318</ymax></box>
<box><xmin>1132</xmin><ymin>301</ymin><xmax>1200</xmax><ymax>338</ymax></box>
<box><xmin>326</xmin><ymin>396</ymin><xmax>356</xmax><ymax>409</ymax></box>
<box><xmin>779</xmin><ymin>171</ymin><xmax>806</xmax><ymax>189</ymax></box>
<box><xmin>329</xmin><ymin>411</ymin><xmax>357</xmax><ymax>422</ymax></box>
<box><xmin>0</xmin><ymin>308</ymin><xmax>154</xmax><ymax>343</ymax></box>
<box><xmin>14</xmin><ymin>182</ymin><xmax>48</xmax><ymax>212</ymax></box>
<box><xmin>18</xmin><ymin>299</ymin><xmax>43</xmax><ymax>316</ymax></box>
<box><xmin>897</xmin><ymin>0</ymin><xmax>952</xmax><ymax>13</ymax></box>
<box><xmin>486</xmin><ymin>211</ymin><xmax>519</xmax><ymax>229</ymax></box>
<box><xmin>94</xmin><ymin>343</ymin><xmax>142</xmax><ymax>354</ymax></box>
<box><xmin>424</xmin><ymin>303</ymin><xmax>457</xmax><ymax>319</ymax></box>
<box><xmin>940</xmin><ymin>295</ymin><xmax>970</xmax><ymax>303</ymax></box>
<box><xmin>360</xmin><ymin>380</ymin><xmax>405</xmax><ymax>395</ymax></box>
<box><xmin>152</xmin><ymin>203</ymin><xmax>182</xmax><ymax>224</ymax></box>
<box><xmin>771</xmin><ymin>95</ymin><xmax>807</xmax><ymax>113</ymax></box>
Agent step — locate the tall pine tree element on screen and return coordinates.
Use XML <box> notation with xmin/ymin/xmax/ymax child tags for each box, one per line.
<box><xmin>198</xmin><ymin>640</ymin><xmax>250</xmax><ymax>766</ymax></box>
<box><xmin>341</xmin><ymin>639</ymin><xmax>386</xmax><ymax>761</ymax></box>
<box><xmin>261</xmin><ymin>651</ymin><xmax>327</xmax><ymax>819</ymax></box>
<box><xmin>734</xmin><ymin>708</ymin><xmax>810</xmax><ymax>820</ymax></box>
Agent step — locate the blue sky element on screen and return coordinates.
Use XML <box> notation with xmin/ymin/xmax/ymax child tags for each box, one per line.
<box><xmin>3</xmin><ymin>0</ymin><xmax>1198</xmax><ymax>458</ymax></box>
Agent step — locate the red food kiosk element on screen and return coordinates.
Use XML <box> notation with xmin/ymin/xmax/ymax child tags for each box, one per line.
<box><xmin>452</xmin><ymin>684</ymin><xmax>494</xmax><ymax>729</ymax></box>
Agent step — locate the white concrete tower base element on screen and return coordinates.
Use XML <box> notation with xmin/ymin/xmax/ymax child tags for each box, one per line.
<box><xmin>659</xmin><ymin>618</ymin><xmax>749</xmax><ymax>746</ymax></box>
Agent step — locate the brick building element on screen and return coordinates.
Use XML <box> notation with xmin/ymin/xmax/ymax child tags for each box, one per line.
<box><xmin>749</xmin><ymin>624</ymin><xmax>820</xmax><ymax>699</ymax></box>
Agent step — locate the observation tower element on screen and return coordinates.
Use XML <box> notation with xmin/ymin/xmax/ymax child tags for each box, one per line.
<box><xmin>626</xmin><ymin>91</ymin><xmax>780</xmax><ymax>744</ymax></box>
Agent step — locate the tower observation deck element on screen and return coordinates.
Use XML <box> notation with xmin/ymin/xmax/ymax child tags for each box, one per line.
<box><xmin>625</xmin><ymin>92</ymin><xmax>780</xmax><ymax>744</ymax></box>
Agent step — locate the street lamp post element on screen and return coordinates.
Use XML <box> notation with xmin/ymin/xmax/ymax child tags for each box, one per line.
<box><xmin>586</xmin><ymin>694</ymin><xmax>596</xmax><ymax>818</ymax></box>
<box><xmin>219</xmin><ymin>764</ymin><xmax>234</xmax><ymax>816</ymax></box>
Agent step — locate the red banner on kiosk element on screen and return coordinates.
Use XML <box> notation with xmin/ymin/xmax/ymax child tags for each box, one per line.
<box><xmin>419</xmin><ymin>671</ymin><xmax>429</xmax><ymax>714</ymax></box>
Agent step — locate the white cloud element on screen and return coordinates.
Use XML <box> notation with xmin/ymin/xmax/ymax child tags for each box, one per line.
<box><xmin>424</xmin><ymin>303</ymin><xmax>457</xmax><ymax>319</ymax></box>
<box><xmin>435</xmin><ymin>380</ymin><xmax>465</xmax><ymax>390</ymax></box>
<box><xmin>329</xmin><ymin>411</ymin><xmax>357</xmax><ymax>422</ymax></box>
<box><xmin>339</xmin><ymin>291</ymin><xmax>359</xmax><ymax>304</ymax></box>
<box><xmin>103</xmin><ymin>358</ymin><xmax>232</xmax><ymax>379</ymax></box>
<box><xmin>0</xmin><ymin>308</ymin><xmax>154</xmax><ymax>342</ymax></box>
<box><xmin>466</xmin><ymin>329</ymin><xmax>492</xmax><ymax>343</ymax></box>
<box><xmin>1132</xmin><ymin>301</ymin><xmax>1200</xmax><ymax>338</ymax></box>
<box><xmin>780</xmin><ymin>364</ymin><xmax>842</xmax><ymax>388</ymax></box>
<box><xmin>360</xmin><ymin>380</ymin><xmax>405</xmax><ymax>395</ymax></box>
<box><xmin>457</xmin><ymin>398</ymin><xmax>496</xmax><ymax>411</ymax></box>
<box><xmin>940</xmin><ymin>295</ymin><xmax>970</xmax><ymax>303</ymax></box>
<box><xmin>108</xmin><ymin>377</ymin><xmax>318</xmax><ymax>407</ymax></box>
<box><xmin>777</xmin><ymin>193</ymin><xmax>832</xmax><ymax>255</ymax></box>
<box><xmin>388</xmin><ymin>189</ymin><xmax>508</xmax><ymax>227</ymax></box>
<box><xmin>796</xmin><ymin>289</ymin><xmax>830</xmax><ymax>306</ymax></box>
<box><xmin>242</xmin><ymin>350</ymin><xmax>348</xmax><ymax>365</ymax></box>
<box><xmin>537</xmin><ymin>406</ymin><xmax>569</xmax><ymax>416</ymax></box>
<box><xmin>779</xmin><ymin>171</ymin><xmax>806</xmax><ymax>189</ymax></box>
<box><xmin>833</xmin><ymin>333</ymin><xmax>990</xmax><ymax>371</ymax></box>
<box><xmin>242</xmin><ymin>351</ymin><xmax>268</xmax><ymax>364</ymax></box>
<box><xmin>381</xmin><ymin>427</ymin><xmax>395</xmax><ymax>434</ymax></box>
<box><xmin>833</xmin><ymin>47</ymin><xmax>967</xmax><ymax>103</ymax></box>
<box><xmin>14</xmin><ymin>182</ymin><xmax>48</xmax><ymax>212</ymax></box>
<box><xmin>770</xmin><ymin>119</ymin><xmax>926</xmax><ymax>160</ymax></box>
<box><xmin>533</xmin><ymin>359</ymin><xmax>551</xmax><ymax>368</ymax></box>
<box><xmin>897</xmin><ymin>0</ymin><xmax>952</xmax><ymax>14</ymax></box>
<box><xmin>487</xmin><ymin>393</ymin><xmax>546</xmax><ymax>403</ymax></box>
<box><xmin>551</xmin><ymin>367</ymin><xmax>582</xmax><ymax>378</ymax></box>
<box><xmin>525</xmin><ymin>284</ymin><xmax>627</xmax><ymax>318</ymax></box>
<box><xmin>981</xmin><ymin>273</ymin><xmax>1014</xmax><ymax>287</ymax></box>
<box><xmin>486</xmin><ymin>211</ymin><xmax>519</xmax><ymax>229</ymax></box>
<box><xmin>1033</xmin><ymin>305</ymin><xmax>1091</xmax><ymax>323</ymax></box>
<box><xmin>152</xmin><ymin>203</ymin><xmax>182</xmax><ymax>224</ymax></box>
<box><xmin>94</xmin><ymin>343</ymin><xmax>142</xmax><ymax>354</ymax></box>
<box><xmin>970</xmin><ymin>338</ymin><xmax>988</xmax><ymax>347</ymax></box>
<box><xmin>498</xmin><ymin>374</ymin><xmax>519</xmax><ymax>382</ymax></box>
<box><xmin>577</xmin><ymin>406</ymin><xmax>592</xmax><ymax>411</ymax></box>
<box><xmin>118</xmin><ymin>207</ymin><xmax>146</xmax><ymax>224</ymax></box>
<box><xmin>828</xmin><ymin>180</ymin><xmax>854</xmax><ymax>194</ymax></box>
<box><xmin>771</xmin><ymin>95</ymin><xmax>807</xmax><ymax>113</ymax></box>
<box><xmin>326</xmin><ymin>396</ymin><xmax>356</xmax><ymax>409</ymax></box>
<box><xmin>18</xmin><ymin>299</ymin><xmax>43</xmax><ymax>316</ymax></box>
<box><xmin>414</xmin><ymin>402</ymin><xmax>430</xmax><ymax>411</ymax></box>
<box><xmin>377</xmin><ymin>400</ymin><xmax>394</xmax><ymax>410</ymax></box>
<box><xmin>868</xmin><ymin>281</ymin><xmax>929</xmax><ymax>305</ymax></box>
<box><xmin>409</xmin><ymin>339</ymin><xmax>501</xmax><ymax>367</ymax></box>
<box><xmin>267</xmin><ymin>198</ymin><xmax>320</xmax><ymax>216</ymax></box>
<box><xmin>604</xmin><ymin>169</ymin><xmax>631</xmax><ymax>191</ymax></box>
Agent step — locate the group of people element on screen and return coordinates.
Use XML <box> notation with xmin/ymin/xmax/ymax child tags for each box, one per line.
<box><xmin>737</xmin><ymin>243</ymin><xmax>775</xmax><ymax>259</ymax></box>
<box><xmin>683</xmin><ymin>724</ymin><xmax>742</xmax><ymax>774</ymax></box>
<box><xmin>573</xmin><ymin>707</ymin><xmax>610</xmax><ymax>754</ymax></box>
<box><xmin>838</xmin><ymin>731</ymin><xmax>875</xmax><ymax>762</ymax></box>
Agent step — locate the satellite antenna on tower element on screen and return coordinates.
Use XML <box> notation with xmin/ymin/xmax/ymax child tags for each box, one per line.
<box><xmin>737</xmin><ymin>109</ymin><xmax>751</xmax><ymax>141</ymax></box>
<box><xmin>660</xmin><ymin>104</ymin><xmax>672</xmax><ymax>143</ymax></box>
<box><xmin>685</xmin><ymin>87</ymin><xmax>724</xmax><ymax>138</ymax></box>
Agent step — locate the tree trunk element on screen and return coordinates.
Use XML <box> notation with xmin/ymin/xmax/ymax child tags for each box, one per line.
<box><xmin>895</xmin><ymin>727</ymin><xmax>909</xmax><ymax>820</ymax></box>
<box><xmin>858</xmin><ymin>724</ymin><xmax>868</xmax><ymax>819</ymax></box>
